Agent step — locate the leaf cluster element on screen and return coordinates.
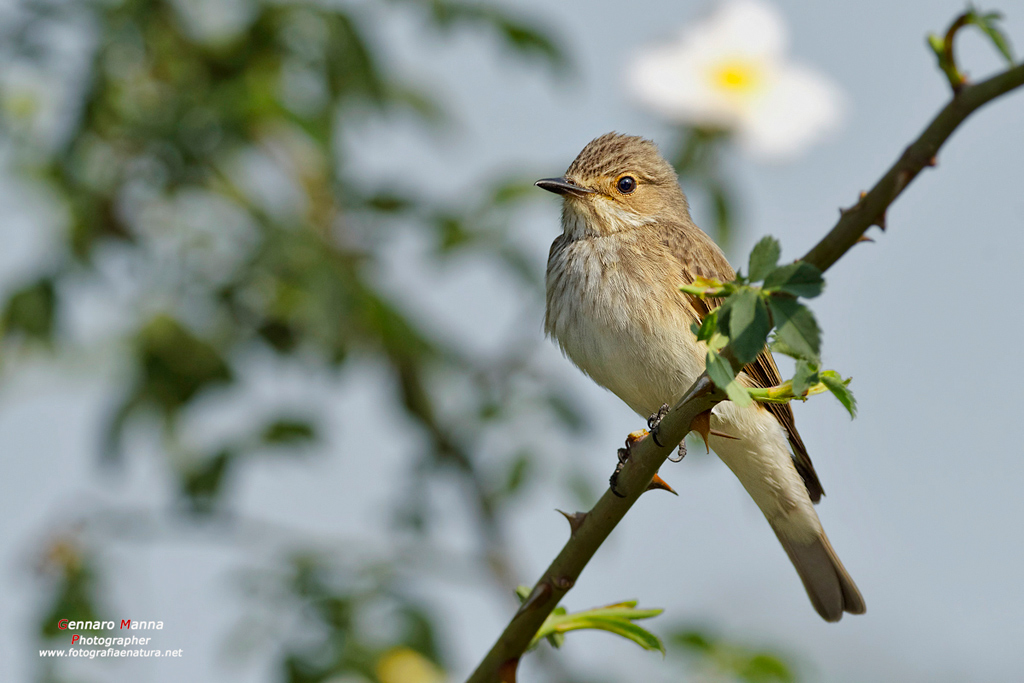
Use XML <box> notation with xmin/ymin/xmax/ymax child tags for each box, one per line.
<box><xmin>515</xmin><ymin>587</ymin><xmax>665</xmax><ymax>654</ymax></box>
<box><xmin>685</xmin><ymin>236</ymin><xmax>855</xmax><ymax>416</ymax></box>
<box><xmin>257</xmin><ymin>554</ymin><xmax>446</xmax><ymax>683</ymax></box>
<box><xmin>0</xmin><ymin>0</ymin><xmax>582</xmax><ymax>679</ymax></box>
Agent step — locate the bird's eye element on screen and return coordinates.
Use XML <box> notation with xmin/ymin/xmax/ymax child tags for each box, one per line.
<box><xmin>616</xmin><ymin>176</ymin><xmax>637</xmax><ymax>194</ymax></box>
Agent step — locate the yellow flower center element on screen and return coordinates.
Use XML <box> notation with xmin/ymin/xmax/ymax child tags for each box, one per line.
<box><xmin>711</xmin><ymin>60</ymin><xmax>761</xmax><ymax>94</ymax></box>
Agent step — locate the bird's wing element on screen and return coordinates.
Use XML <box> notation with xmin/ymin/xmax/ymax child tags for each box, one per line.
<box><xmin>661</xmin><ymin>221</ymin><xmax>825</xmax><ymax>502</ymax></box>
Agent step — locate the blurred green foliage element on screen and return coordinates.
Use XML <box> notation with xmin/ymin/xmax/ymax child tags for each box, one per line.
<box><xmin>1</xmin><ymin>277</ymin><xmax>56</xmax><ymax>343</ymax></box>
<box><xmin>671</xmin><ymin>126</ymin><xmax>737</xmax><ymax>250</ymax></box>
<box><xmin>266</xmin><ymin>554</ymin><xmax>444</xmax><ymax>682</ymax></box>
<box><xmin>1</xmin><ymin>0</ymin><xmax>799</xmax><ymax>680</ymax></box>
<box><xmin>37</xmin><ymin>539</ymin><xmax>104</xmax><ymax>639</ymax></box>
<box><xmin>671</xmin><ymin>626</ymin><xmax>797</xmax><ymax>683</ymax></box>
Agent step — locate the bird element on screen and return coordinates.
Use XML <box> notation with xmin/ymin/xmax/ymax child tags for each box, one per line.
<box><xmin>536</xmin><ymin>132</ymin><xmax>864</xmax><ymax>622</ymax></box>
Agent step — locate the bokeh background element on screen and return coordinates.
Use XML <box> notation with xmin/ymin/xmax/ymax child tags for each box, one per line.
<box><xmin>2</xmin><ymin>0</ymin><xmax>1023</xmax><ymax>682</ymax></box>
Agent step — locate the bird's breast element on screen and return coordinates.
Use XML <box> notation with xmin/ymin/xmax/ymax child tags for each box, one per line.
<box><xmin>545</xmin><ymin>233</ymin><xmax>706</xmax><ymax>416</ymax></box>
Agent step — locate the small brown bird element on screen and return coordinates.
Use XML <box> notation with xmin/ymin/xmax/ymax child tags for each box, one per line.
<box><xmin>537</xmin><ymin>132</ymin><xmax>864</xmax><ymax>622</ymax></box>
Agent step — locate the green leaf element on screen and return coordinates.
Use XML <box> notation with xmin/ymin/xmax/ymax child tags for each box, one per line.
<box><xmin>706</xmin><ymin>332</ymin><xmax>728</xmax><ymax>352</ymax></box>
<box><xmin>970</xmin><ymin>10</ymin><xmax>1015</xmax><ymax>64</ymax></box>
<box><xmin>181</xmin><ymin>449</ymin><xmax>234</xmax><ymax>514</ymax></box>
<box><xmin>763</xmin><ymin>261</ymin><xmax>824</xmax><ymax>298</ymax></box>
<box><xmin>493</xmin><ymin>18</ymin><xmax>567</xmax><ymax>70</ymax></box>
<box><xmin>546</xmin><ymin>629</ymin><xmax>566</xmax><ymax>649</ymax></box>
<box><xmin>502</xmin><ymin>451</ymin><xmax>534</xmax><ymax>495</ymax></box>
<box><xmin>562</xmin><ymin>616</ymin><xmax>663</xmax><ymax>652</ymax></box>
<box><xmin>2</xmin><ymin>277</ymin><xmax>56</xmax><ymax>342</ymax></box>
<box><xmin>768</xmin><ymin>297</ymin><xmax>821</xmax><ymax>362</ymax></box>
<box><xmin>715</xmin><ymin>294</ymin><xmax>734</xmax><ymax>337</ymax></box>
<box><xmin>532</xmin><ymin>600</ymin><xmax>665</xmax><ymax>654</ymax></box>
<box><xmin>136</xmin><ymin>315</ymin><xmax>233</xmax><ymax>413</ymax></box>
<box><xmin>709</xmin><ymin>181</ymin><xmax>733</xmax><ymax>251</ymax></box>
<box><xmin>739</xmin><ymin>653</ymin><xmax>797</xmax><ymax>683</ymax></box>
<box><xmin>672</xmin><ymin>630</ymin><xmax>714</xmax><ymax>652</ymax></box>
<box><xmin>670</xmin><ymin>627</ymin><xmax>796</xmax><ymax>683</ymax></box>
<box><xmin>261</xmin><ymin>419</ymin><xmax>317</xmax><ymax>444</ymax></box>
<box><xmin>691</xmin><ymin>309</ymin><xmax>718</xmax><ymax>342</ymax></box>
<box><xmin>724</xmin><ymin>378</ymin><xmax>753</xmax><ymax>408</ymax></box>
<box><xmin>257</xmin><ymin>319</ymin><xmax>298</xmax><ymax>353</ymax></box>
<box><xmin>748</xmin><ymin>236</ymin><xmax>781</xmax><ymax>282</ymax></box>
<box><xmin>791</xmin><ymin>360</ymin><xmax>819</xmax><ymax>397</ymax></box>
<box><xmin>728</xmin><ymin>289</ymin><xmax>771</xmax><ymax>365</ymax></box>
<box><xmin>435</xmin><ymin>214</ymin><xmax>472</xmax><ymax>251</ymax></box>
<box><xmin>820</xmin><ymin>370</ymin><xmax>857</xmax><ymax>418</ymax></box>
<box><xmin>705</xmin><ymin>349</ymin><xmax>736</xmax><ymax>391</ymax></box>
<box><xmin>328</xmin><ymin>13</ymin><xmax>387</xmax><ymax>103</ymax></box>
<box><xmin>707</xmin><ymin>347</ymin><xmax>753</xmax><ymax>407</ymax></box>
<box><xmin>364</xmin><ymin>193</ymin><xmax>414</xmax><ymax>213</ymax></box>
<box><xmin>429</xmin><ymin>2</ymin><xmax>568</xmax><ymax>71</ymax></box>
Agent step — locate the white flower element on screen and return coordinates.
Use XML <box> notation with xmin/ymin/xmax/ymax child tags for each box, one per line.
<box><xmin>629</xmin><ymin>0</ymin><xmax>844</xmax><ymax>160</ymax></box>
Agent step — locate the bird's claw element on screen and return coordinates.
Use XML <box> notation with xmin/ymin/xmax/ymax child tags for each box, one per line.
<box><xmin>669</xmin><ymin>440</ymin><xmax>686</xmax><ymax>463</ymax></box>
<box><xmin>647</xmin><ymin>403</ymin><xmax>670</xmax><ymax>447</ymax></box>
<box><xmin>610</xmin><ymin>430</ymin><xmax>648</xmax><ymax>497</ymax></box>
<box><xmin>610</xmin><ymin>448</ymin><xmax>629</xmax><ymax>497</ymax></box>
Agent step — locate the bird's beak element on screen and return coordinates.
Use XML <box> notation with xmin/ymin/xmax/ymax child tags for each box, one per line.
<box><xmin>534</xmin><ymin>177</ymin><xmax>594</xmax><ymax>197</ymax></box>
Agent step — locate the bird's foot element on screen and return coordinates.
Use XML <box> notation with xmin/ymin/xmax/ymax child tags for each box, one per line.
<box><xmin>610</xmin><ymin>423</ymin><xmax>683</xmax><ymax>497</ymax></box>
<box><xmin>610</xmin><ymin>429</ymin><xmax>650</xmax><ymax>497</ymax></box>
<box><xmin>647</xmin><ymin>403</ymin><xmax>671</xmax><ymax>447</ymax></box>
<box><xmin>669</xmin><ymin>439</ymin><xmax>686</xmax><ymax>463</ymax></box>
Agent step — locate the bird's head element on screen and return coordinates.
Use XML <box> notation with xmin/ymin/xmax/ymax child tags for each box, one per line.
<box><xmin>535</xmin><ymin>132</ymin><xmax>690</xmax><ymax>238</ymax></box>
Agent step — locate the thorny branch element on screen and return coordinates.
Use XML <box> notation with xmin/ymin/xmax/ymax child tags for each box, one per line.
<box><xmin>466</xmin><ymin>41</ymin><xmax>1024</xmax><ymax>683</ymax></box>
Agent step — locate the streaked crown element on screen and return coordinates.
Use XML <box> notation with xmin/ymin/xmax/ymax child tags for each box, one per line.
<box><xmin>565</xmin><ymin>132</ymin><xmax>677</xmax><ymax>188</ymax></box>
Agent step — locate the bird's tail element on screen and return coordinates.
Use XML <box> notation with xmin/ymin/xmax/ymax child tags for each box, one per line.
<box><xmin>771</xmin><ymin>524</ymin><xmax>866</xmax><ymax>622</ymax></box>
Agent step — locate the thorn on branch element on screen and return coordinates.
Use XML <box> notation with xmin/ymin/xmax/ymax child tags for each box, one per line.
<box><xmin>469</xmin><ymin>39</ymin><xmax>1024</xmax><ymax>683</ymax></box>
<box><xmin>646</xmin><ymin>473</ymin><xmax>678</xmax><ymax>495</ymax></box>
<box><xmin>557</xmin><ymin>509</ymin><xmax>587</xmax><ymax>536</ymax></box>
<box><xmin>840</xmin><ymin>192</ymin><xmax>869</xmax><ymax>220</ymax></box>
<box><xmin>856</xmin><ymin>234</ymin><xmax>874</xmax><ymax>244</ymax></box>
<box><xmin>926</xmin><ymin>156</ymin><xmax>938</xmax><ymax>167</ymax></box>
<box><xmin>872</xmin><ymin>210</ymin><xmax>887</xmax><ymax>231</ymax></box>
<box><xmin>690</xmin><ymin>410</ymin><xmax>713</xmax><ymax>453</ymax></box>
